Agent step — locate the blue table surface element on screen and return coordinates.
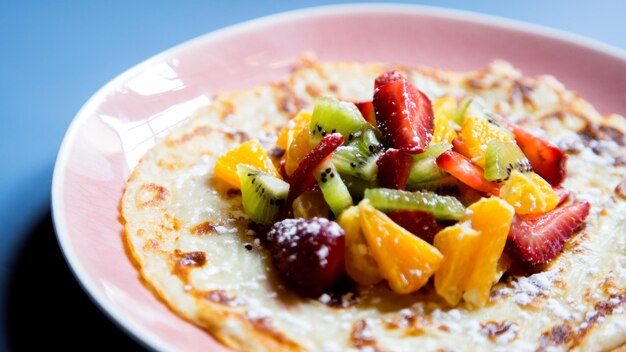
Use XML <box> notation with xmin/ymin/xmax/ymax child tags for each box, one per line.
<box><xmin>1</xmin><ymin>1</ymin><xmax>625</xmax><ymax>350</ymax></box>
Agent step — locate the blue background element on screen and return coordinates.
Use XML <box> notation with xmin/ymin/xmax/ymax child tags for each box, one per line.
<box><xmin>1</xmin><ymin>1</ymin><xmax>625</xmax><ymax>350</ymax></box>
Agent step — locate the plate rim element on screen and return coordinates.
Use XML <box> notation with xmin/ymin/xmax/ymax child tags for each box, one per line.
<box><xmin>51</xmin><ymin>3</ymin><xmax>626</xmax><ymax>351</ymax></box>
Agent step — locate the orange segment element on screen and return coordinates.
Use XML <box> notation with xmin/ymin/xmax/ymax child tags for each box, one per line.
<box><xmin>460</xmin><ymin>114</ymin><xmax>514</xmax><ymax>166</ymax></box>
<box><xmin>433</xmin><ymin>224</ymin><xmax>481</xmax><ymax>306</ymax></box>
<box><xmin>359</xmin><ymin>201</ymin><xmax>443</xmax><ymax>294</ymax></box>
<box><xmin>214</xmin><ymin>139</ymin><xmax>280</xmax><ymax>188</ymax></box>
<box><xmin>499</xmin><ymin>170</ymin><xmax>559</xmax><ymax>214</ymax></box>
<box><xmin>432</xmin><ymin>96</ymin><xmax>459</xmax><ymax>144</ymax></box>
<box><xmin>462</xmin><ymin>197</ymin><xmax>514</xmax><ymax>308</ymax></box>
<box><xmin>276</xmin><ymin>111</ymin><xmax>312</xmax><ymax>150</ymax></box>
<box><xmin>338</xmin><ymin>206</ymin><xmax>383</xmax><ymax>286</ymax></box>
<box><xmin>293</xmin><ymin>190</ymin><xmax>330</xmax><ymax>219</ymax></box>
<box><xmin>284</xmin><ymin>125</ymin><xmax>313</xmax><ymax>176</ymax></box>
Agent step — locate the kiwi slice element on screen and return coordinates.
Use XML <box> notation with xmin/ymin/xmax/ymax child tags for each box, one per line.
<box><xmin>332</xmin><ymin>128</ymin><xmax>384</xmax><ymax>182</ymax></box>
<box><xmin>309</xmin><ymin>95</ymin><xmax>369</xmax><ymax>146</ymax></box>
<box><xmin>342</xmin><ymin>175</ymin><xmax>378</xmax><ymax>199</ymax></box>
<box><xmin>406</xmin><ymin>175</ymin><xmax>460</xmax><ymax>196</ymax></box>
<box><xmin>407</xmin><ymin>156</ymin><xmax>448</xmax><ymax>185</ymax></box>
<box><xmin>412</xmin><ymin>143</ymin><xmax>452</xmax><ymax>162</ymax></box>
<box><xmin>236</xmin><ymin>164</ymin><xmax>289</xmax><ymax>225</ymax></box>
<box><xmin>484</xmin><ymin>140</ymin><xmax>532</xmax><ymax>182</ymax></box>
<box><xmin>364</xmin><ymin>188</ymin><xmax>466</xmax><ymax>220</ymax></box>
<box><xmin>314</xmin><ymin>159</ymin><xmax>353</xmax><ymax>216</ymax></box>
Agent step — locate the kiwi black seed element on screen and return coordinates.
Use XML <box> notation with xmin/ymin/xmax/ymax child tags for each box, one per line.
<box><xmin>309</xmin><ymin>95</ymin><xmax>369</xmax><ymax>146</ymax></box>
<box><xmin>314</xmin><ymin>159</ymin><xmax>353</xmax><ymax>217</ymax></box>
<box><xmin>484</xmin><ymin>140</ymin><xmax>532</xmax><ymax>182</ymax></box>
<box><xmin>236</xmin><ymin>164</ymin><xmax>289</xmax><ymax>225</ymax></box>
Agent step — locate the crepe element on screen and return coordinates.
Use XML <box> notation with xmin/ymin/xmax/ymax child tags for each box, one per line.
<box><xmin>121</xmin><ymin>57</ymin><xmax>626</xmax><ymax>351</ymax></box>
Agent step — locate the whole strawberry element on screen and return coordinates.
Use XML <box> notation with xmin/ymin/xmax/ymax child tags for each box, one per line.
<box><xmin>266</xmin><ymin>218</ymin><xmax>345</xmax><ymax>297</ymax></box>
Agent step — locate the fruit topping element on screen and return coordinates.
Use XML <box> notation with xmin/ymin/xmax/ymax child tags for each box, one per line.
<box><xmin>484</xmin><ymin>140</ymin><xmax>532</xmax><ymax>182</ymax></box>
<box><xmin>364</xmin><ymin>188</ymin><xmax>466</xmax><ymax>221</ymax></box>
<box><xmin>276</xmin><ymin>111</ymin><xmax>312</xmax><ymax>150</ymax></box>
<box><xmin>314</xmin><ymin>158</ymin><xmax>353</xmax><ymax>217</ymax></box>
<box><xmin>284</xmin><ymin>123</ymin><xmax>314</xmax><ymax>176</ymax></box>
<box><xmin>500</xmin><ymin>118</ymin><xmax>567</xmax><ymax>186</ymax></box>
<box><xmin>287</xmin><ymin>133</ymin><xmax>344</xmax><ymax>202</ymax></box>
<box><xmin>374</xmin><ymin>70</ymin><xmax>403</xmax><ymax>89</ymax></box>
<box><xmin>266</xmin><ymin>218</ymin><xmax>345</xmax><ymax>297</ymax></box>
<box><xmin>359</xmin><ymin>201</ymin><xmax>443</xmax><ymax>294</ymax></box>
<box><xmin>432</xmin><ymin>96</ymin><xmax>460</xmax><ymax>144</ymax></box>
<box><xmin>293</xmin><ymin>190</ymin><xmax>330</xmax><ymax>219</ymax></box>
<box><xmin>236</xmin><ymin>164</ymin><xmax>289</xmax><ymax>225</ymax></box>
<box><xmin>309</xmin><ymin>95</ymin><xmax>368</xmax><ymax>146</ymax></box>
<box><xmin>214</xmin><ymin>139</ymin><xmax>281</xmax><ymax>188</ymax></box>
<box><xmin>373</xmin><ymin>73</ymin><xmax>434</xmax><ymax>153</ymax></box>
<box><xmin>354</xmin><ymin>100</ymin><xmax>376</xmax><ymax>125</ymax></box>
<box><xmin>376</xmin><ymin>149</ymin><xmax>414</xmax><ymax>189</ymax></box>
<box><xmin>460</xmin><ymin>113</ymin><xmax>515</xmax><ymax>166</ymax></box>
<box><xmin>499</xmin><ymin>170</ymin><xmax>559</xmax><ymax>215</ymax></box>
<box><xmin>338</xmin><ymin>206</ymin><xmax>383</xmax><ymax>286</ymax></box>
<box><xmin>507</xmin><ymin>201</ymin><xmax>590</xmax><ymax>266</ymax></box>
<box><xmin>332</xmin><ymin>128</ymin><xmax>383</xmax><ymax>182</ymax></box>
<box><xmin>434</xmin><ymin>197</ymin><xmax>514</xmax><ymax>308</ymax></box>
<box><xmin>386</xmin><ymin>210</ymin><xmax>441</xmax><ymax>243</ymax></box>
<box><xmin>436</xmin><ymin>150</ymin><xmax>501</xmax><ymax>195</ymax></box>
<box><xmin>451</xmin><ymin>138</ymin><xmax>472</xmax><ymax>159</ymax></box>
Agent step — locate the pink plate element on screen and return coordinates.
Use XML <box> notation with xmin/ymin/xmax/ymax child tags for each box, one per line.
<box><xmin>52</xmin><ymin>4</ymin><xmax>626</xmax><ymax>351</ymax></box>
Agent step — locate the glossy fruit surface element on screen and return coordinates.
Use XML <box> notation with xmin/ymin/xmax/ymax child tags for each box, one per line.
<box><xmin>376</xmin><ymin>148</ymin><xmax>414</xmax><ymax>189</ymax></box>
<box><xmin>359</xmin><ymin>201</ymin><xmax>443</xmax><ymax>294</ymax></box>
<box><xmin>266</xmin><ymin>217</ymin><xmax>345</xmax><ymax>297</ymax></box>
<box><xmin>373</xmin><ymin>74</ymin><xmax>434</xmax><ymax>153</ymax></box>
<box><xmin>499</xmin><ymin>171</ymin><xmax>559</xmax><ymax>214</ymax></box>
<box><xmin>431</xmin><ymin>96</ymin><xmax>459</xmax><ymax>144</ymax></box>
<box><xmin>460</xmin><ymin>114</ymin><xmax>514</xmax><ymax>166</ymax></box>
<box><xmin>436</xmin><ymin>150</ymin><xmax>500</xmax><ymax>195</ymax></box>
<box><xmin>338</xmin><ymin>206</ymin><xmax>383</xmax><ymax>286</ymax></box>
<box><xmin>214</xmin><ymin>139</ymin><xmax>281</xmax><ymax>188</ymax></box>
<box><xmin>508</xmin><ymin>201</ymin><xmax>590</xmax><ymax>265</ymax></box>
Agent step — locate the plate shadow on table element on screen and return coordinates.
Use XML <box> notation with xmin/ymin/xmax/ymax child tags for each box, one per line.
<box><xmin>4</xmin><ymin>210</ymin><xmax>145</xmax><ymax>351</ymax></box>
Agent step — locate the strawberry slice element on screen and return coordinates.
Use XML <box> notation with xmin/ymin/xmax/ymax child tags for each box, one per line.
<box><xmin>354</xmin><ymin>100</ymin><xmax>376</xmax><ymax>125</ymax></box>
<box><xmin>508</xmin><ymin>201</ymin><xmax>590</xmax><ymax>265</ymax></box>
<box><xmin>374</xmin><ymin>70</ymin><xmax>403</xmax><ymax>90</ymax></box>
<box><xmin>553</xmin><ymin>186</ymin><xmax>571</xmax><ymax>205</ymax></box>
<box><xmin>387</xmin><ymin>210</ymin><xmax>441</xmax><ymax>243</ymax></box>
<box><xmin>376</xmin><ymin>148</ymin><xmax>413</xmax><ymax>190</ymax></box>
<box><xmin>373</xmin><ymin>74</ymin><xmax>434</xmax><ymax>153</ymax></box>
<box><xmin>436</xmin><ymin>150</ymin><xmax>500</xmax><ymax>195</ymax></box>
<box><xmin>499</xmin><ymin>119</ymin><xmax>567</xmax><ymax>186</ymax></box>
<box><xmin>287</xmin><ymin>133</ymin><xmax>344</xmax><ymax>202</ymax></box>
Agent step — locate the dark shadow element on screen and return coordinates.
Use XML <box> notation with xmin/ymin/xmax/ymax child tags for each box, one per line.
<box><xmin>4</xmin><ymin>211</ymin><xmax>145</xmax><ymax>351</ymax></box>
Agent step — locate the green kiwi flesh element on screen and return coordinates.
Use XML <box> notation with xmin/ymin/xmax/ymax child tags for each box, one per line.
<box><xmin>236</xmin><ymin>164</ymin><xmax>289</xmax><ymax>225</ymax></box>
<box><xmin>314</xmin><ymin>159</ymin><xmax>353</xmax><ymax>216</ymax></box>
<box><xmin>309</xmin><ymin>95</ymin><xmax>369</xmax><ymax>146</ymax></box>
<box><xmin>484</xmin><ymin>140</ymin><xmax>532</xmax><ymax>182</ymax></box>
<box><xmin>364</xmin><ymin>188</ymin><xmax>466</xmax><ymax>221</ymax></box>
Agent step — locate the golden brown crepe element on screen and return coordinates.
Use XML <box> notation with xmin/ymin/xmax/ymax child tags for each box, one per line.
<box><xmin>121</xmin><ymin>57</ymin><xmax>626</xmax><ymax>351</ymax></box>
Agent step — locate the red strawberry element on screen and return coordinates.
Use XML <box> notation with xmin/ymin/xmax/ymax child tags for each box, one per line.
<box><xmin>374</xmin><ymin>70</ymin><xmax>403</xmax><ymax>90</ymax></box>
<box><xmin>287</xmin><ymin>133</ymin><xmax>344</xmax><ymax>202</ymax></box>
<box><xmin>376</xmin><ymin>148</ymin><xmax>413</xmax><ymax>190</ymax></box>
<box><xmin>451</xmin><ymin>138</ymin><xmax>472</xmax><ymax>159</ymax></box>
<box><xmin>387</xmin><ymin>210</ymin><xmax>441</xmax><ymax>243</ymax></box>
<box><xmin>508</xmin><ymin>201</ymin><xmax>590</xmax><ymax>265</ymax></box>
<box><xmin>553</xmin><ymin>186</ymin><xmax>571</xmax><ymax>205</ymax></box>
<box><xmin>499</xmin><ymin>119</ymin><xmax>567</xmax><ymax>186</ymax></box>
<box><xmin>373</xmin><ymin>74</ymin><xmax>434</xmax><ymax>153</ymax></box>
<box><xmin>354</xmin><ymin>100</ymin><xmax>376</xmax><ymax>125</ymax></box>
<box><xmin>436</xmin><ymin>150</ymin><xmax>501</xmax><ymax>195</ymax></box>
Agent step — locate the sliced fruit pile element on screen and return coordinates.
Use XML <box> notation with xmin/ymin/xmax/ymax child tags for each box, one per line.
<box><xmin>213</xmin><ymin>71</ymin><xmax>590</xmax><ymax>306</ymax></box>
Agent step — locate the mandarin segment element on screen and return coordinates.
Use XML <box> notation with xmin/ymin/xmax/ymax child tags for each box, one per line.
<box><xmin>460</xmin><ymin>114</ymin><xmax>514</xmax><ymax>166</ymax></box>
<box><xmin>276</xmin><ymin>111</ymin><xmax>312</xmax><ymax>150</ymax></box>
<box><xmin>359</xmin><ymin>201</ymin><xmax>443</xmax><ymax>294</ymax></box>
<box><xmin>462</xmin><ymin>197</ymin><xmax>514</xmax><ymax>308</ymax></box>
<box><xmin>284</xmin><ymin>125</ymin><xmax>314</xmax><ymax>176</ymax></box>
<box><xmin>432</xmin><ymin>96</ymin><xmax>459</xmax><ymax>144</ymax></box>
<box><xmin>214</xmin><ymin>139</ymin><xmax>280</xmax><ymax>188</ymax></box>
<box><xmin>338</xmin><ymin>206</ymin><xmax>383</xmax><ymax>286</ymax></box>
<box><xmin>433</xmin><ymin>224</ymin><xmax>482</xmax><ymax>306</ymax></box>
<box><xmin>499</xmin><ymin>171</ymin><xmax>559</xmax><ymax>214</ymax></box>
